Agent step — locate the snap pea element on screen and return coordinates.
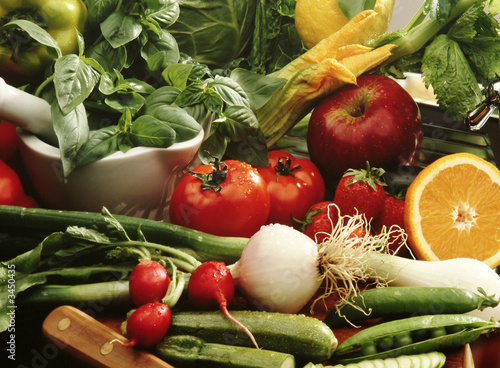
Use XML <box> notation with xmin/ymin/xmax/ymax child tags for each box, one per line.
<box><xmin>333</xmin><ymin>314</ymin><xmax>498</xmax><ymax>364</ymax></box>
<box><xmin>324</xmin><ymin>286</ymin><xmax>499</xmax><ymax>327</ymax></box>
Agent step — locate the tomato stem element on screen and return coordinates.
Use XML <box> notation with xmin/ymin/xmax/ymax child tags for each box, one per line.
<box><xmin>274</xmin><ymin>156</ymin><xmax>302</xmax><ymax>181</ymax></box>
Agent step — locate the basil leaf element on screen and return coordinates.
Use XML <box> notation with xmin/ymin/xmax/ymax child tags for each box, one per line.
<box><xmin>105</xmin><ymin>92</ymin><xmax>146</xmax><ymax>114</ymax></box>
<box><xmin>200</xmin><ymin>105</ymin><xmax>267</xmax><ymax>165</ymax></box>
<box><xmin>208</xmin><ymin>75</ymin><xmax>251</xmax><ymax>108</ymax></box>
<box><xmin>144</xmin><ymin>86</ymin><xmax>181</xmax><ymax>114</ymax></box>
<box><xmin>54</xmin><ymin>54</ymin><xmax>100</xmax><ymax>114</ymax></box>
<box><xmin>337</xmin><ymin>0</ymin><xmax>376</xmax><ymax>20</ymax></box>
<box><xmin>141</xmin><ymin>29</ymin><xmax>180</xmax><ymax>72</ymax></box>
<box><xmin>230</xmin><ymin>68</ymin><xmax>287</xmax><ymax>110</ymax></box>
<box><xmin>86</xmin><ymin>40</ymin><xmax>128</xmax><ymax>74</ymax></box>
<box><xmin>85</xmin><ymin>0</ymin><xmax>119</xmax><ymax>28</ymax></box>
<box><xmin>145</xmin><ymin>0</ymin><xmax>180</xmax><ymax>27</ymax></box>
<box><xmin>51</xmin><ymin>103</ymin><xmax>89</xmax><ymax>177</ymax></box>
<box><xmin>150</xmin><ymin>105</ymin><xmax>202</xmax><ymax>142</ymax></box>
<box><xmin>101</xmin><ymin>11</ymin><xmax>143</xmax><ymax>48</ymax></box>
<box><xmin>75</xmin><ymin>126</ymin><xmax>132</xmax><ymax>167</ymax></box>
<box><xmin>162</xmin><ymin>63</ymin><xmax>194</xmax><ymax>89</ymax></box>
<box><xmin>129</xmin><ymin>115</ymin><xmax>176</xmax><ymax>147</ymax></box>
<box><xmin>1</xmin><ymin>19</ymin><xmax>61</xmax><ymax>58</ymax></box>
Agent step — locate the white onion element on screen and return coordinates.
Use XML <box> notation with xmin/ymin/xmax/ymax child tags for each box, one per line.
<box><xmin>365</xmin><ymin>253</ymin><xmax>500</xmax><ymax>321</ymax></box>
<box><xmin>230</xmin><ymin>224</ymin><xmax>322</xmax><ymax>314</ymax></box>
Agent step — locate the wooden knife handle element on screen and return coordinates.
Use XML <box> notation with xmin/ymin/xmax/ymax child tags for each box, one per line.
<box><xmin>42</xmin><ymin>305</ymin><xmax>173</xmax><ymax>368</ymax></box>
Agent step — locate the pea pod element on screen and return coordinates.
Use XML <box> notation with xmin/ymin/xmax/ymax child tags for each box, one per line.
<box><xmin>324</xmin><ymin>286</ymin><xmax>499</xmax><ymax>327</ymax></box>
<box><xmin>333</xmin><ymin>314</ymin><xmax>498</xmax><ymax>364</ymax></box>
<box><xmin>304</xmin><ymin>351</ymin><xmax>446</xmax><ymax>368</ymax></box>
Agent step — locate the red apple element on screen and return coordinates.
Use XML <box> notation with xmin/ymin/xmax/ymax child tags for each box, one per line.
<box><xmin>307</xmin><ymin>74</ymin><xmax>423</xmax><ymax>185</ymax></box>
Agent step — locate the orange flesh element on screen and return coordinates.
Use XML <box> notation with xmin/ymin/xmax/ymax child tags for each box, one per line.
<box><xmin>418</xmin><ymin>164</ymin><xmax>500</xmax><ymax>260</ymax></box>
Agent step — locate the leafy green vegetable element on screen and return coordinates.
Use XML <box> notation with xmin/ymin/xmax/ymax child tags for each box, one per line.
<box><xmin>248</xmin><ymin>0</ymin><xmax>306</xmax><ymax>74</ymax></box>
<box><xmin>0</xmin><ymin>208</ymin><xmax>201</xmax><ymax>333</ymax></box>
<box><xmin>12</xmin><ymin>0</ymin><xmax>286</xmax><ymax>176</ymax></box>
<box><xmin>371</xmin><ymin>0</ymin><xmax>500</xmax><ymax>119</ymax></box>
<box><xmin>168</xmin><ymin>0</ymin><xmax>258</xmax><ymax>67</ymax></box>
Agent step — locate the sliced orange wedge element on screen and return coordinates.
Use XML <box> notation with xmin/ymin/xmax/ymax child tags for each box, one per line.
<box><xmin>404</xmin><ymin>152</ymin><xmax>500</xmax><ymax>268</ymax></box>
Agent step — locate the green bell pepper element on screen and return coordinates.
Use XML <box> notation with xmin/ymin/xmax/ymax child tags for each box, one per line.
<box><xmin>0</xmin><ymin>0</ymin><xmax>87</xmax><ymax>85</ymax></box>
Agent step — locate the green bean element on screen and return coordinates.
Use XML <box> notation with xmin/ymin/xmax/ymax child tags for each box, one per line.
<box><xmin>324</xmin><ymin>286</ymin><xmax>499</xmax><ymax>327</ymax></box>
<box><xmin>333</xmin><ymin>314</ymin><xmax>498</xmax><ymax>364</ymax></box>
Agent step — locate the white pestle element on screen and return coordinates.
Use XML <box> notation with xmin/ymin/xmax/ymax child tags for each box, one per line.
<box><xmin>0</xmin><ymin>77</ymin><xmax>58</xmax><ymax>146</ymax></box>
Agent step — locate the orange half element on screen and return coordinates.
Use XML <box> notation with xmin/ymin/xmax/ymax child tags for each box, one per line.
<box><xmin>404</xmin><ymin>153</ymin><xmax>500</xmax><ymax>268</ymax></box>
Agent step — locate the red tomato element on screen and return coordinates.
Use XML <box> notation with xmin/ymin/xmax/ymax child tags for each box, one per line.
<box><xmin>256</xmin><ymin>150</ymin><xmax>325</xmax><ymax>227</ymax></box>
<box><xmin>0</xmin><ymin>122</ymin><xmax>20</xmax><ymax>163</ymax></box>
<box><xmin>169</xmin><ymin>158</ymin><xmax>270</xmax><ymax>238</ymax></box>
<box><xmin>0</xmin><ymin>160</ymin><xmax>24</xmax><ymax>205</ymax></box>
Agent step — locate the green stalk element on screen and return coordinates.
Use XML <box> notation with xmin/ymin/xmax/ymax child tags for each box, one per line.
<box><xmin>375</xmin><ymin>0</ymin><xmax>481</xmax><ymax>66</ymax></box>
<box><xmin>0</xmin><ymin>206</ymin><xmax>248</xmax><ymax>264</ymax></box>
<box><xmin>17</xmin><ymin>281</ymin><xmax>132</xmax><ymax>306</ymax></box>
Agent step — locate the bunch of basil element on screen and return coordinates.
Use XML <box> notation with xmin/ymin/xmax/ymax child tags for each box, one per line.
<box><xmin>9</xmin><ymin>0</ymin><xmax>286</xmax><ymax>177</ymax></box>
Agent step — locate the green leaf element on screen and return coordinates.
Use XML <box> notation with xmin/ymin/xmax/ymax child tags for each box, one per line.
<box><xmin>105</xmin><ymin>92</ymin><xmax>146</xmax><ymax>114</ymax></box>
<box><xmin>200</xmin><ymin>105</ymin><xmax>268</xmax><ymax>166</ymax></box>
<box><xmin>208</xmin><ymin>76</ymin><xmax>251</xmax><ymax>109</ymax></box>
<box><xmin>144</xmin><ymin>0</ymin><xmax>180</xmax><ymax>27</ymax></box>
<box><xmin>162</xmin><ymin>63</ymin><xmax>194</xmax><ymax>90</ymax></box>
<box><xmin>230</xmin><ymin>68</ymin><xmax>287</xmax><ymax>110</ymax></box>
<box><xmin>0</xmin><ymin>19</ymin><xmax>62</xmax><ymax>58</ymax></box>
<box><xmin>129</xmin><ymin>115</ymin><xmax>177</xmax><ymax>147</ymax></box>
<box><xmin>423</xmin><ymin>0</ymin><xmax>457</xmax><ymax>23</ymax></box>
<box><xmin>54</xmin><ymin>54</ymin><xmax>100</xmax><ymax>114</ymax></box>
<box><xmin>85</xmin><ymin>0</ymin><xmax>120</xmax><ymax>27</ymax></box>
<box><xmin>85</xmin><ymin>40</ymin><xmax>128</xmax><ymax>74</ymax></box>
<box><xmin>150</xmin><ymin>105</ymin><xmax>202</xmax><ymax>142</ymax></box>
<box><xmin>141</xmin><ymin>29</ymin><xmax>180</xmax><ymax>72</ymax></box>
<box><xmin>101</xmin><ymin>11</ymin><xmax>143</xmax><ymax>48</ymax></box>
<box><xmin>74</xmin><ymin>126</ymin><xmax>132</xmax><ymax>167</ymax></box>
<box><xmin>175</xmin><ymin>83</ymin><xmax>207</xmax><ymax>107</ymax></box>
<box><xmin>337</xmin><ymin>0</ymin><xmax>376</xmax><ymax>20</ymax></box>
<box><xmin>421</xmin><ymin>34</ymin><xmax>482</xmax><ymax>119</ymax></box>
<box><xmin>51</xmin><ymin>102</ymin><xmax>89</xmax><ymax>177</ymax></box>
<box><xmin>144</xmin><ymin>86</ymin><xmax>182</xmax><ymax>114</ymax></box>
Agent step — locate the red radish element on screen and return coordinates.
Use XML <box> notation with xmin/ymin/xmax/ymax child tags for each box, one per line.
<box><xmin>129</xmin><ymin>260</ymin><xmax>171</xmax><ymax>306</ymax></box>
<box><xmin>124</xmin><ymin>302</ymin><xmax>171</xmax><ymax>348</ymax></box>
<box><xmin>188</xmin><ymin>261</ymin><xmax>259</xmax><ymax>348</ymax></box>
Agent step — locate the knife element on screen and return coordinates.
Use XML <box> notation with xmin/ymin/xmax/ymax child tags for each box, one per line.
<box><xmin>43</xmin><ymin>305</ymin><xmax>173</xmax><ymax>368</ymax></box>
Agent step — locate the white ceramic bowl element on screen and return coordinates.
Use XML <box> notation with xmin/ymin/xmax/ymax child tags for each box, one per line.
<box><xmin>18</xmin><ymin>129</ymin><xmax>204</xmax><ymax>222</ymax></box>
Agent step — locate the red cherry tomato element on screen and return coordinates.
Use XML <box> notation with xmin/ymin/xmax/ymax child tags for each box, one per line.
<box><xmin>0</xmin><ymin>122</ymin><xmax>20</xmax><ymax>163</ymax></box>
<box><xmin>169</xmin><ymin>158</ymin><xmax>270</xmax><ymax>238</ymax></box>
<box><xmin>256</xmin><ymin>150</ymin><xmax>325</xmax><ymax>227</ymax></box>
<box><xmin>0</xmin><ymin>160</ymin><xmax>24</xmax><ymax>206</ymax></box>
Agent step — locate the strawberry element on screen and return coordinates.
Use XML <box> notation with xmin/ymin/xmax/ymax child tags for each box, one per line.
<box><xmin>299</xmin><ymin>201</ymin><xmax>369</xmax><ymax>243</ymax></box>
<box><xmin>333</xmin><ymin>164</ymin><xmax>386</xmax><ymax>221</ymax></box>
<box><xmin>300</xmin><ymin>201</ymin><xmax>338</xmax><ymax>243</ymax></box>
<box><xmin>372</xmin><ymin>194</ymin><xmax>409</xmax><ymax>256</ymax></box>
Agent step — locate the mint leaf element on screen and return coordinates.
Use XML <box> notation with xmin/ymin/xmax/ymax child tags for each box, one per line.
<box><xmin>421</xmin><ymin>34</ymin><xmax>481</xmax><ymax>119</ymax></box>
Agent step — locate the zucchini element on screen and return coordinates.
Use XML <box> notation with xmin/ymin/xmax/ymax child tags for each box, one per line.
<box><xmin>168</xmin><ymin>310</ymin><xmax>337</xmax><ymax>363</ymax></box>
<box><xmin>302</xmin><ymin>351</ymin><xmax>446</xmax><ymax>368</ymax></box>
<box><xmin>156</xmin><ymin>335</ymin><xmax>295</xmax><ymax>368</ymax></box>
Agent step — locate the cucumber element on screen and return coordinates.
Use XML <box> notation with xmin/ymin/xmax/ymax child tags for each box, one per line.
<box><xmin>156</xmin><ymin>335</ymin><xmax>295</xmax><ymax>368</ymax></box>
<box><xmin>168</xmin><ymin>310</ymin><xmax>337</xmax><ymax>363</ymax></box>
